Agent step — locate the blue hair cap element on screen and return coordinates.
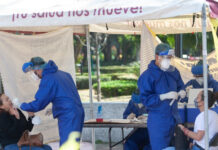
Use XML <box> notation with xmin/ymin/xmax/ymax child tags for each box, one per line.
<box><xmin>22</xmin><ymin>57</ymin><xmax>46</xmax><ymax>73</ymax></box>
<box><xmin>155</xmin><ymin>43</ymin><xmax>174</xmax><ymax>56</ymax></box>
<box><xmin>191</xmin><ymin>65</ymin><xmax>203</xmax><ymax>76</ymax></box>
<box><xmin>191</xmin><ymin>60</ymin><xmax>208</xmax><ymax>76</ymax></box>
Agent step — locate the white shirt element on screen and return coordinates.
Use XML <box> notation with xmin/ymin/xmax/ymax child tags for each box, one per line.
<box><xmin>194</xmin><ymin>109</ymin><xmax>218</xmax><ymax>148</ymax></box>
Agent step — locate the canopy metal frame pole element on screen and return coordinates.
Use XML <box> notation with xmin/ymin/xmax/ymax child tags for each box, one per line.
<box><xmin>202</xmin><ymin>3</ymin><xmax>209</xmax><ymax>150</ymax></box>
<box><xmin>180</xmin><ymin>34</ymin><xmax>183</xmax><ymax>58</ymax></box>
<box><xmin>95</xmin><ymin>33</ymin><xmax>101</xmax><ymax>102</ymax></box>
<box><xmin>86</xmin><ymin>25</ymin><xmax>96</xmax><ymax>150</ymax></box>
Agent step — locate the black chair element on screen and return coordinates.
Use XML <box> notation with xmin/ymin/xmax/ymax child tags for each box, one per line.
<box><xmin>209</xmin><ymin>132</ymin><xmax>218</xmax><ymax>147</ymax></box>
<box><xmin>174</xmin><ymin>126</ymin><xmax>189</xmax><ymax>150</ymax></box>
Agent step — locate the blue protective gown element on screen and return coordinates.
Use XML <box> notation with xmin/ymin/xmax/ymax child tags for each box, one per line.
<box><xmin>123</xmin><ymin>100</ymin><xmax>150</xmax><ymax>150</ymax></box>
<box><xmin>184</xmin><ymin>74</ymin><xmax>218</xmax><ymax>92</ymax></box>
<box><xmin>138</xmin><ymin>60</ymin><xmax>185</xmax><ymax>150</ymax></box>
<box><xmin>20</xmin><ymin>60</ymin><xmax>85</xmax><ymax>146</ymax></box>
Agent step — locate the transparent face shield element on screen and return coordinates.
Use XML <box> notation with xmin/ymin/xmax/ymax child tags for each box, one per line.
<box><xmin>26</xmin><ymin>70</ymin><xmax>40</xmax><ymax>81</ymax></box>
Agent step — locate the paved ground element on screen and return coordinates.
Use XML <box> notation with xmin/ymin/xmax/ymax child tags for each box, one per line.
<box><xmin>48</xmin><ymin>142</ymin><xmax>123</xmax><ymax>150</ymax></box>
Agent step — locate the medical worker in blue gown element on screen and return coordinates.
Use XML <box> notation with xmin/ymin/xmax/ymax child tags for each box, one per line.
<box><xmin>185</xmin><ymin>60</ymin><xmax>218</xmax><ymax>113</ymax></box>
<box><xmin>20</xmin><ymin>57</ymin><xmax>85</xmax><ymax>146</ymax></box>
<box><xmin>123</xmin><ymin>89</ymin><xmax>150</xmax><ymax>150</ymax></box>
<box><xmin>138</xmin><ymin>43</ymin><xmax>186</xmax><ymax>150</ymax></box>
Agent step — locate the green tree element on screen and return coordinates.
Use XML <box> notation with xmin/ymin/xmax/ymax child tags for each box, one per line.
<box><xmin>182</xmin><ymin>32</ymin><xmax>214</xmax><ymax>56</ymax></box>
<box><xmin>117</xmin><ymin>35</ymin><xmax>140</xmax><ymax>63</ymax></box>
<box><xmin>158</xmin><ymin>34</ymin><xmax>175</xmax><ymax>48</ymax></box>
<box><xmin>158</xmin><ymin>33</ymin><xmax>214</xmax><ymax>57</ymax></box>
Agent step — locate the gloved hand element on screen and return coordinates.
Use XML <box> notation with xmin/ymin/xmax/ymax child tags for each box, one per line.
<box><xmin>138</xmin><ymin>103</ymin><xmax>144</xmax><ymax>109</ymax></box>
<box><xmin>137</xmin><ymin>115</ymin><xmax>147</xmax><ymax>120</ymax></box>
<box><xmin>45</xmin><ymin>108</ymin><xmax>52</xmax><ymax>116</ymax></box>
<box><xmin>185</xmin><ymin>85</ymin><xmax>193</xmax><ymax>96</ymax></box>
<box><xmin>127</xmin><ymin>113</ymin><xmax>136</xmax><ymax>120</ymax></box>
<box><xmin>160</xmin><ymin>91</ymin><xmax>178</xmax><ymax>101</ymax></box>
<box><xmin>170</xmin><ymin>91</ymin><xmax>186</xmax><ymax>106</ymax></box>
<box><xmin>32</xmin><ymin>116</ymin><xmax>41</xmax><ymax>125</ymax></box>
<box><xmin>12</xmin><ymin>98</ymin><xmax>21</xmax><ymax>108</ymax></box>
<box><xmin>178</xmin><ymin>90</ymin><xmax>186</xmax><ymax>99</ymax></box>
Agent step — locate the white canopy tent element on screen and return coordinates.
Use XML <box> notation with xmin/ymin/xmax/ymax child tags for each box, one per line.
<box><xmin>0</xmin><ymin>0</ymin><xmax>215</xmax><ymax>149</ymax></box>
<box><xmin>0</xmin><ymin>0</ymin><xmax>206</xmax><ymax>27</ymax></box>
<box><xmin>0</xmin><ymin>0</ymin><xmax>212</xmax><ymax>35</ymax></box>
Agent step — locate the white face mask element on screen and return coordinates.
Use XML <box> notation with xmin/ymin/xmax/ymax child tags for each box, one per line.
<box><xmin>160</xmin><ymin>58</ymin><xmax>171</xmax><ymax>71</ymax></box>
<box><xmin>196</xmin><ymin>77</ymin><xmax>203</xmax><ymax>85</ymax></box>
<box><xmin>31</xmin><ymin>72</ymin><xmax>40</xmax><ymax>81</ymax></box>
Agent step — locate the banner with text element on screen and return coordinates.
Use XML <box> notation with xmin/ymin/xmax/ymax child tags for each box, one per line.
<box><xmin>0</xmin><ymin>0</ymin><xmax>204</xmax><ymax>27</ymax></box>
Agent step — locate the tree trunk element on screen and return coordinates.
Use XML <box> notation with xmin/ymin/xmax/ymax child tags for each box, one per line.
<box><xmin>103</xmin><ymin>36</ymin><xmax>112</xmax><ymax>62</ymax></box>
<box><xmin>74</xmin><ymin>38</ymin><xmax>83</xmax><ymax>61</ymax></box>
<box><xmin>122</xmin><ymin>42</ymin><xmax>130</xmax><ymax>64</ymax></box>
<box><xmin>95</xmin><ymin>33</ymin><xmax>101</xmax><ymax>102</ymax></box>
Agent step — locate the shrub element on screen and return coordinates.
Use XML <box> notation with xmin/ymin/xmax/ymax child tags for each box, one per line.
<box><xmin>76</xmin><ymin>75</ymin><xmax>111</xmax><ymax>89</ymax></box>
<box><xmin>131</xmin><ymin>65</ymin><xmax>140</xmax><ymax>77</ymax></box>
<box><xmin>77</xmin><ymin>65</ymin><xmax>138</xmax><ymax>75</ymax></box>
<box><xmin>93</xmin><ymin>80</ymin><xmax>137</xmax><ymax>97</ymax></box>
<box><xmin>128</xmin><ymin>61</ymin><xmax>140</xmax><ymax>77</ymax></box>
<box><xmin>110</xmin><ymin>73</ymin><xmax>137</xmax><ymax>81</ymax></box>
<box><xmin>100</xmin><ymin>66</ymin><xmax>135</xmax><ymax>74</ymax></box>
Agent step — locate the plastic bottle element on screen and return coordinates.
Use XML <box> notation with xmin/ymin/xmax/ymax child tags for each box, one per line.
<box><xmin>96</xmin><ymin>105</ymin><xmax>103</xmax><ymax>122</ymax></box>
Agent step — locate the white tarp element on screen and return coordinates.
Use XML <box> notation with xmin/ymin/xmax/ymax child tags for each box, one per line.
<box><xmin>140</xmin><ymin>23</ymin><xmax>160</xmax><ymax>74</ymax></box>
<box><xmin>0</xmin><ymin>27</ymin><xmax>75</xmax><ymax>142</ymax></box>
<box><xmin>0</xmin><ymin>0</ymin><xmax>205</xmax><ymax>27</ymax></box>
